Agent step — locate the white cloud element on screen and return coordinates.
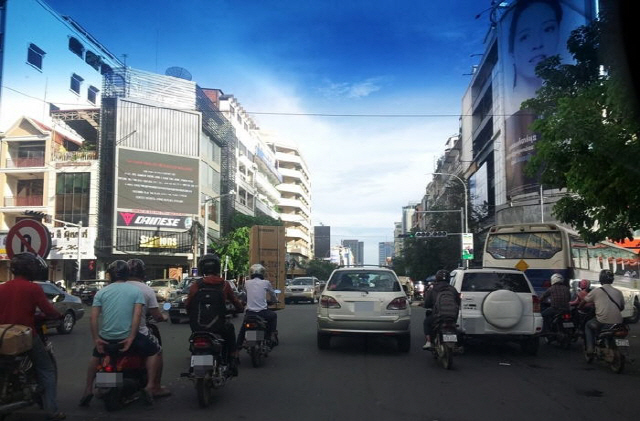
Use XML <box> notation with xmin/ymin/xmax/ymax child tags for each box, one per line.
<box><xmin>318</xmin><ymin>77</ymin><xmax>385</xmax><ymax>99</ymax></box>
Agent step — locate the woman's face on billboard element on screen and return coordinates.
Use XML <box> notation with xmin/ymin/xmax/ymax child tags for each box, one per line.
<box><xmin>513</xmin><ymin>2</ymin><xmax>560</xmax><ymax>82</ymax></box>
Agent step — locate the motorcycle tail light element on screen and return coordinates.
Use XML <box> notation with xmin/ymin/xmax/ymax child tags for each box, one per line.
<box><xmin>562</xmin><ymin>313</ymin><xmax>572</xmax><ymax>320</ymax></box>
<box><xmin>387</xmin><ymin>297</ymin><xmax>408</xmax><ymax>310</ymax></box>
<box><xmin>245</xmin><ymin>322</ymin><xmax>258</xmax><ymax>329</ymax></box>
<box><xmin>320</xmin><ymin>295</ymin><xmax>341</xmax><ymax>309</ymax></box>
<box><xmin>192</xmin><ymin>337</ymin><xmax>212</xmax><ymax>348</ymax></box>
<box><xmin>614</xmin><ymin>328</ymin><xmax>629</xmax><ymax>337</ymax></box>
<box><xmin>103</xmin><ymin>365</ymin><xmax>114</xmax><ymax>373</ymax></box>
<box><xmin>532</xmin><ymin>295</ymin><xmax>541</xmax><ymax>313</ymax></box>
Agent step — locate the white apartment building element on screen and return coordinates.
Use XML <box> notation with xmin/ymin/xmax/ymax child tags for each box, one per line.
<box><xmin>0</xmin><ymin>0</ymin><xmax>121</xmax><ymax>282</ymax></box>
<box><xmin>268</xmin><ymin>140</ymin><xmax>312</xmax><ymax>263</ymax></box>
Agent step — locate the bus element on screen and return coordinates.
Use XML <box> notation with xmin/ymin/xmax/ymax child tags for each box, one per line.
<box><xmin>482</xmin><ymin>223</ymin><xmax>640</xmax><ymax>300</ymax></box>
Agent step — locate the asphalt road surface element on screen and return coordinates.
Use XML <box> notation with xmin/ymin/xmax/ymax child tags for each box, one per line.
<box><xmin>6</xmin><ymin>302</ymin><xmax>640</xmax><ymax>421</ymax></box>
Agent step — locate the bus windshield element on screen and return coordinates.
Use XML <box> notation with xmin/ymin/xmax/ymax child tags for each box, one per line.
<box><xmin>485</xmin><ymin>232</ymin><xmax>562</xmax><ymax>259</ymax></box>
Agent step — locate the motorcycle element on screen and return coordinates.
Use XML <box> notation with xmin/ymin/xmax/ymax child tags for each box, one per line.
<box><xmin>584</xmin><ymin>323</ymin><xmax>630</xmax><ymax>374</ymax></box>
<box><xmin>240</xmin><ymin>290</ymin><xmax>281</xmax><ymax>368</ymax></box>
<box><xmin>94</xmin><ymin>341</ymin><xmax>148</xmax><ymax>411</ymax></box>
<box><xmin>0</xmin><ymin>321</ymin><xmax>54</xmax><ymax>420</ymax></box>
<box><xmin>430</xmin><ymin>317</ymin><xmax>459</xmax><ymax>370</ymax></box>
<box><xmin>544</xmin><ymin>312</ymin><xmax>576</xmax><ymax>349</ymax></box>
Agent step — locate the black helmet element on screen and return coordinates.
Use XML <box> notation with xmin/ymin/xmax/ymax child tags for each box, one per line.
<box><xmin>10</xmin><ymin>252</ymin><xmax>48</xmax><ymax>281</ymax></box>
<box><xmin>127</xmin><ymin>259</ymin><xmax>146</xmax><ymax>280</ymax></box>
<box><xmin>599</xmin><ymin>269</ymin><xmax>614</xmax><ymax>284</ymax></box>
<box><xmin>107</xmin><ymin>260</ymin><xmax>129</xmax><ymax>282</ymax></box>
<box><xmin>198</xmin><ymin>253</ymin><xmax>221</xmax><ymax>276</ymax></box>
<box><xmin>435</xmin><ymin>269</ymin><xmax>450</xmax><ymax>282</ymax></box>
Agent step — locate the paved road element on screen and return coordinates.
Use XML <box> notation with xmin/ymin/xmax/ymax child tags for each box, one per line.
<box><xmin>6</xmin><ymin>303</ymin><xmax>640</xmax><ymax>420</ymax></box>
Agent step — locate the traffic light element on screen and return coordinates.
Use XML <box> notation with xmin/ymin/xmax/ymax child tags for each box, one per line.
<box><xmin>415</xmin><ymin>231</ymin><xmax>448</xmax><ymax>238</ymax></box>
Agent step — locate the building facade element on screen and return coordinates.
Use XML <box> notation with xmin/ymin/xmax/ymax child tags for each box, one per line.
<box><xmin>314</xmin><ymin>225</ymin><xmax>331</xmax><ymax>260</ymax></box>
<box><xmin>378</xmin><ymin>241</ymin><xmax>394</xmax><ymax>266</ymax></box>
<box><xmin>342</xmin><ymin>239</ymin><xmax>363</xmax><ymax>265</ymax></box>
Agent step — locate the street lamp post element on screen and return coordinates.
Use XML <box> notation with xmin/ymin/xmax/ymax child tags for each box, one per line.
<box><xmin>429</xmin><ymin>172</ymin><xmax>470</xmax><ymax>267</ymax></box>
<box><xmin>203</xmin><ymin>190</ymin><xmax>235</xmax><ymax>256</ymax></box>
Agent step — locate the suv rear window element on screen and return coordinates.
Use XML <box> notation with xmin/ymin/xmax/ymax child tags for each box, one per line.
<box><xmin>327</xmin><ymin>271</ymin><xmax>401</xmax><ymax>292</ymax></box>
<box><xmin>461</xmin><ymin>272</ymin><xmax>531</xmax><ymax>293</ymax></box>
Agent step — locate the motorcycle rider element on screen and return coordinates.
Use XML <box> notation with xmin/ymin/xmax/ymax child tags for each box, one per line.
<box><xmin>185</xmin><ymin>253</ymin><xmax>244</xmax><ymax>374</ymax></box>
<box><xmin>422</xmin><ymin>269</ymin><xmax>460</xmax><ymax>350</ymax></box>
<box><xmin>0</xmin><ymin>252</ymin><xmax>65</xmax><ymax>421</ymax></box>
<box><xmin>127</xmin><ymin>259</ymin><xmax>171</xmax><ymax>398</ymax></box>
<box><xmin>570</xmin><ymin>279</ymin><xmax>595</xmax><ymax>334</ymax></box>
<box><xmin>581</xmin><ymin>269</ymin><xmax>625</xmax><ymax>356</ymax></box>
<box><xmin>569</xmin><ymin>279</ymin><xmax>593</xmax><ymax>307</ymax></box>
<box><xmin>236</xmin><ymin>263</ymin><xmax>279</xmax><ymax>350</ymax></box>
<box><xmin>79</xmin><ymin>260</ymin><xmax>161</xmax><ymax>406</ymax></box>
<box><xmin>540</xmin><ymin>273</ymin><xmax>571</xmax><ymax>334</ymax></box>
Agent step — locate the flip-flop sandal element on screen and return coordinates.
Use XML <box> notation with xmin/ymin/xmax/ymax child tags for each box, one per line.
<box><xmin>153</xmin><ymin>388</ymin><xmax>172</xmax><ymax>398</ymax></box>
<box><xmin>78</xmin><ymin>394</ymin><xmax>93</xmax><ymax>407</ymax></box>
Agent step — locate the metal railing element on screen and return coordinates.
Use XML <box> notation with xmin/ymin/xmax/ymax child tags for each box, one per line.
<box><xmin>4</xmin><ymin>195</ymin><xmax>44</xmax><ymax>207</ymax></box>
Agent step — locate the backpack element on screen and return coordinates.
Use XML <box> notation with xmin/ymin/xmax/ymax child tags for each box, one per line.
<box><xmin>189</xmin><ymin>279</ymin><xmax>227</xmax><ymax>332</ymax></box>
<box><xmin>434</xmin><ymin>287</ymin><xmax>459</xmax><ymax>321</ymax></box>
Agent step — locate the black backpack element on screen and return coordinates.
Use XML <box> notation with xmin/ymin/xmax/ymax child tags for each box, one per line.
<box><xmin>434</xmin><ymin>286</ymin><xmax>459</xmax><ymax>321</ymax></box>
<box><xmin>189</xmin><ymin>279</ymin><xmax>226</xmax><ymax>332</ymax></box>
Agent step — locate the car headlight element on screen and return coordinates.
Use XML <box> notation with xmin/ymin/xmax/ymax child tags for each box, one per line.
<box><xmin>304</xmin><ymin>287</ymin><xmax>313</xmax><ymax>292</ymax></box>
<box><xmin>285</xmin><ymin>286</ymin><xmax>291</xmax><ymax>291</ymax></box>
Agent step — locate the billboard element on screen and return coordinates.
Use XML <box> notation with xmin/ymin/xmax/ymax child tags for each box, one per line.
<box><xmin>116</xmin><ymin>147</ymin><xmax>199</xmax><ymax>216</ymax></box>
<box><xmin>499</xmin><ymin>0</ymin><xmax>592</xmax><ymax>197</ymax></box>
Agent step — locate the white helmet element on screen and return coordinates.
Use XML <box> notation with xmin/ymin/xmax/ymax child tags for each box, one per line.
<box><xmin>551</xmin><ymin>273</ymin><xmax>564</xmax><ymax>285</ymax></box>
<box><xmin>250</xmin><ymin>263</ymin><xmax>266</xmax><ymax>278</ymax></box>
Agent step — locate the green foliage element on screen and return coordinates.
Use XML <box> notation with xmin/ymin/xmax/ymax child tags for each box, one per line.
<box><xmin>524</xmin><ymin>17</ymin><xmax>640</xmax><ymax>242</ymax></box>
<box><xmin>231</xmin><ymin>212</ymin><xmax>281</xmax><ymax>231</ymax></box>
<box><xmin>305</xmin><ymin>259</ymin><xmax>338</xmax><ymax>280</ymax></box>
<box><xmin>210</xmin><ymin>227</ymin><xmax>250</xmax><ymax>278</ymax></box>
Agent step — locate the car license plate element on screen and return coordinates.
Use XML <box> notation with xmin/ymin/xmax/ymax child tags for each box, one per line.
<box><xmin>179</xmin><ymin>309</ymin><xmax>187</xmax><ymax>314</ymax></box>
<box><xmin>191</xmin><ymin>355</ymin><xmax>214</xmax><ymax>368</ymax></box>
<box><xmin>95</xmin><ymin>372</ymin><xmax>123</xmax><ymax>388</ymax></box>
<box><xmin>615</xmin><ymin>339</ymin><xmax>629</xmax><ymax>347</ymax></box>
<box><xmin>562</xmin><ymin>322</ymin><xmax>574</xmax><ymax>328</ymax></box>
<box><xmin>354</xmin><ymin>301</ymin><xmax>374</xmax><ymax>313</ymax></box>
<box><xmin>443</xmin><ymin>334</ymin><xmax>457</xmax><ymax>342</ymax></box>
<box><xmin>245</xmin><ymin>330</ymin><xmax>264</xmax><ymax>341</ymax></box>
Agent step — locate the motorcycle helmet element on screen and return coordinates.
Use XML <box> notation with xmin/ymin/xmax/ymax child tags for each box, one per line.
<box><xmin>10</xmin><ymin>252</ymin><xmax>48</xmax><ymax>281</ymax></box>
<box><xmin>198</xmin><ymin>253</ymin><xmax>221</xmax><ymax>276</ymax></box>
<box><xmin>106</xmin><ymin>260</ymin><xmax>129</xmax><ymax>282</ymax></box>
<box><xmin>550</xmin><ymin>273</ymin><xmax>564</xmax><ymax>285</ymax></box>
<box><xmin>435</xmin><ymin>270</ymin><xmax>450</xmax><ymax>282</ymax></box>
<box><xmin>599</xmin><ymin>269</ymin><xmax>614</xmax><ymax>284</ymax></box>
<box><xmin>250</xmin><ymin>263</ymin><xmax>266</xmax><ymax>279</ymax></box>
<box><xmin>578</xmin><ymin>279</ymin><xmax>591</xmax><ymax>290</ymax></box>
<box><xmin>127</xmin><ymin>259</ymin><xmax>146</xmax><ymax>280</ymax></box>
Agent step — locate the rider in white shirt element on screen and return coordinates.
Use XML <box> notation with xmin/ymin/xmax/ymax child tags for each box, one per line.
<box><xmin>236</xmin><ymin>264</ymin><xmax>278</xmax><ymax>347</ymax></box>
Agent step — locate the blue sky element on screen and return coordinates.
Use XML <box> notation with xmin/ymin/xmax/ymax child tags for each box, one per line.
<box><xmin>47</xmin><ymin>0</ymin><xmax>492</xmax><ymax>263</ymax></box>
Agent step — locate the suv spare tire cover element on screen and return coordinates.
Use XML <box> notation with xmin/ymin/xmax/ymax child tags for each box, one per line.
<box><xmin>482</xmin><ymin>289</ymin><xmax>524</xmax><ymax>329</ymax></box>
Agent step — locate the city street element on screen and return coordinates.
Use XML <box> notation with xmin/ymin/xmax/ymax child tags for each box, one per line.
<box><xmin>6</xmin><ymin>303</ymin><xmax>640</xmax><ymax>421</ymax></box>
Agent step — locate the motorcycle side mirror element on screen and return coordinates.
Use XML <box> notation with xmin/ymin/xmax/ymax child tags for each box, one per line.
<box><xmin>274</xmin><ymin>289</ymin><xmax>282</xmax><ymax>294</ymax></box>
<box><xmin>162</xmin><ymin>302</ymin><xmax>171</xmax><ymax>311</ymax></box>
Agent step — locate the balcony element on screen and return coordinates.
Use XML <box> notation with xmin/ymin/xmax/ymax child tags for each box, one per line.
<box><xmin>255</xmin><ymin>199</ymin><xmax>280</xmax><ymax>219</ymax></box>
<box><xmin>4</xmin><ymin>195</ymin><xmax>43</xmax><ymax>207</ymax></box>
<box><xmin>54</xmin><ymin>151</ymin><xmax>98</xmax><ymax>162</ymax></box>
<box><xmin>4</xmin><ymin>156</ymin><xmax>45</xmax><ymax>168</ymax></box>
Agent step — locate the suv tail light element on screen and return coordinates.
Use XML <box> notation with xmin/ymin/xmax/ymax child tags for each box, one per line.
<box><xmin>387</xmin><ymin>297</ymin><xmax>408</xmax><ymax>310</ymax></box>
<box><xmin>320</xmin><ymin>295</ymin><xmax>341</xmax><ymax>309</ymax></box>
<box><xmin>532</xmin><ymin>295</ymin><xmax>541</xmax><ymax>313</ymax></box>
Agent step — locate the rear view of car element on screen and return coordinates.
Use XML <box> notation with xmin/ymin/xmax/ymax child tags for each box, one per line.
<box><xmin>317</xmin><ymin>267</ymin><xmax>411</xmax><ymax>352</ymax></box>
<box><xmin>451</xmin><ymin>268</ymin><xmax>542</xmax><ymax>354</ymax></box>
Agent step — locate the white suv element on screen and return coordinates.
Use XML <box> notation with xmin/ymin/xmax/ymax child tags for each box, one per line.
<box><xmin>450</xmin><ymin>268</ymin><xmax>542</xmax><ymax>355</ymax></box>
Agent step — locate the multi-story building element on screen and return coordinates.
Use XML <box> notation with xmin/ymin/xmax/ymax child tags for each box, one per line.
<box><xmin>342</xmin><ymin>239</ymin><xmax>363</xmax><ymax>265</ymax></box>
<box><xmin>269</xmin><ymin>140</ymin><xmax>312</xmax><ymax>267</ymax></box>
<box><xmin>329</xmin><ymin>245</ymin><xmax>352</xmax><ymax>266</ymax></box>
<box><xmin>314</xmin><ymin>225</ymin><xmax>331</xmax><ymax>260</ymax></box>
<box><xmin>393</xmin><ymin>222</ymin><xmax>403</xmax><ymax>257</ymax></box>
<box><xmin>378</xmin><ymin>241</ymin><xmax>394</xmax><ymax>266</ymax></box>
<box><xmin>0</xmin><ymin>0</ymin><xmax>121</xmax><ymax>282</ymax></box>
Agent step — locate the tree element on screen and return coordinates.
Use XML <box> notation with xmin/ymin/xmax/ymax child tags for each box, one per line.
<box><xmin>305</xmin><ymin>259</ymin><xmax>338</xmax><ymax>280</ymax></box>
<box><xmin>524</xmin><ymin>13</ymin><xmax>640</xmax><ymax>243</ymax></box>
<box><xmin>210</xmin><ymin>226</ymin><xmax>250</xmax><ymax>279</ymax></box>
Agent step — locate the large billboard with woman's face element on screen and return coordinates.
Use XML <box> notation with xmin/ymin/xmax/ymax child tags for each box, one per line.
<box><xmin>499</xmin><ymin>0</ymin><xmax>593</xmax><ymax>197</ymax></box>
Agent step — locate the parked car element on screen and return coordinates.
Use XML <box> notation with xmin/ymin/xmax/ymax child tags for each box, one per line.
<box><xmin>167</xmin><ymin>277</ymin><xmax>200</xmax><ymax>324</ymax></box>
<box><xmin>35</xmin><ymin>281</ymin><xmax>85</xmax><ymax>334</ymax></box>
<box><xmin>79</xmin><ymin>282</ymin><xmax>105</xmax><ymax>305</ymax></box>
<box><xmin>449</xmin><ymin>268</ymin><xmax>542</xmax><ymax>355</ymax></box>
<box><xmin>317</xmin><ymin>267</ymin><xmax>411</xmax><ymax>351</ymax></box>
<box><xmin>285</xmin><ymin>276</ymin><xmax>320</xmax><ymax>304</ymax></box>
<box><xmin>147</xmin><ymin>278</ymin><xmax>180</xmax><ymax>301</ymax></box>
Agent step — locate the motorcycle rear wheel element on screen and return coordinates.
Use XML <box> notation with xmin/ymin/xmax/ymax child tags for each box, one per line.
<box><xmin>609</xmin><ymin>352</ymin><xmax>625</xmax><ymax>374</ymax></box>
<box><xmin>250</xmin><ymin>346</ymin><xmax>263</xmax><ymax>368</ymax></box>
<box><xmin>104</xmin><ymin>388</ymin><xmax>123</xmax><ymax>412</ymax></box>
<box><xmin>196</xmin><ymin>377</ymin><xmax>213</xmax><ymax>408</ymax></box>
<box><xmin>436</xmin><ymin>337</ymin><xmax>453</xmax><ymax>370</ymax></box>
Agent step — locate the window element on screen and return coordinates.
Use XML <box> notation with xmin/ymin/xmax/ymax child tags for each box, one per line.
<box><xmin>70</xmin><ymin>73</ymin><xmax>84</xmax><ymax>94</ymax></box>
<box><xmin>55</xmin><ymin>172</ymin><xmax>90</xmax><ymax>226</ymax></box>
<box><xmin>461</xmin><ymin>272</ymin><xmax>531</xmax><ymax>293</ymax></box>
<box><xmin>27</xmin><ymin>43</ymin><xmax>45</xmax><ymax>70</ymax></box>
<box><xmin>68</xmin><ymin>37</ymin><xmax>84</xmax><ymax>58</ymax></box>
<box><xmin>85</xmin><ymin>50</ymin><xmax>102</xmax><ymax>71</ymax></box>
<box><xmin>87</xmin><ymin>86</ymin><xmax>99</xmax><ymax>104</ymax></box>
<box><xmin>101</xmin><ymin>64</ymin><xmax>113</xmax><ymax>75</ymax></box>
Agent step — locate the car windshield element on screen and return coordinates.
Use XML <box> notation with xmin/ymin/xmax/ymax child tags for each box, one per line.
<box><xmin>327</xmin><ymin>271</ymin><xmax>401</xmax><ymax>292</ymax></box>
<box><xmin>149</xmin><ymin>280</ymin><xmax>170</xmax><ymax>287</ymax></box>
<box><xmin>291</xmin><ymin>278</ymin><xmax>314</xmax><ymax>286</ymax></box>
<box><xmin>461</xmin><ymin>273</ymin><xmax>532</xmax><ymax>293</ymax></box>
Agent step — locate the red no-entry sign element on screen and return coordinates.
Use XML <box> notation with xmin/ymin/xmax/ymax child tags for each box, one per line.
<box><xmin>6</xmin><ymin>219</ymin><xmax>51</xmax><ymax>259</ymax></box>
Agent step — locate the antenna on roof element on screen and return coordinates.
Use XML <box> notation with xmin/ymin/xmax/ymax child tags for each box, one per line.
<box><xmin>165</xmin><ymin>66</ymin><xmax>192</xmax><ymax>81</ymax></box>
